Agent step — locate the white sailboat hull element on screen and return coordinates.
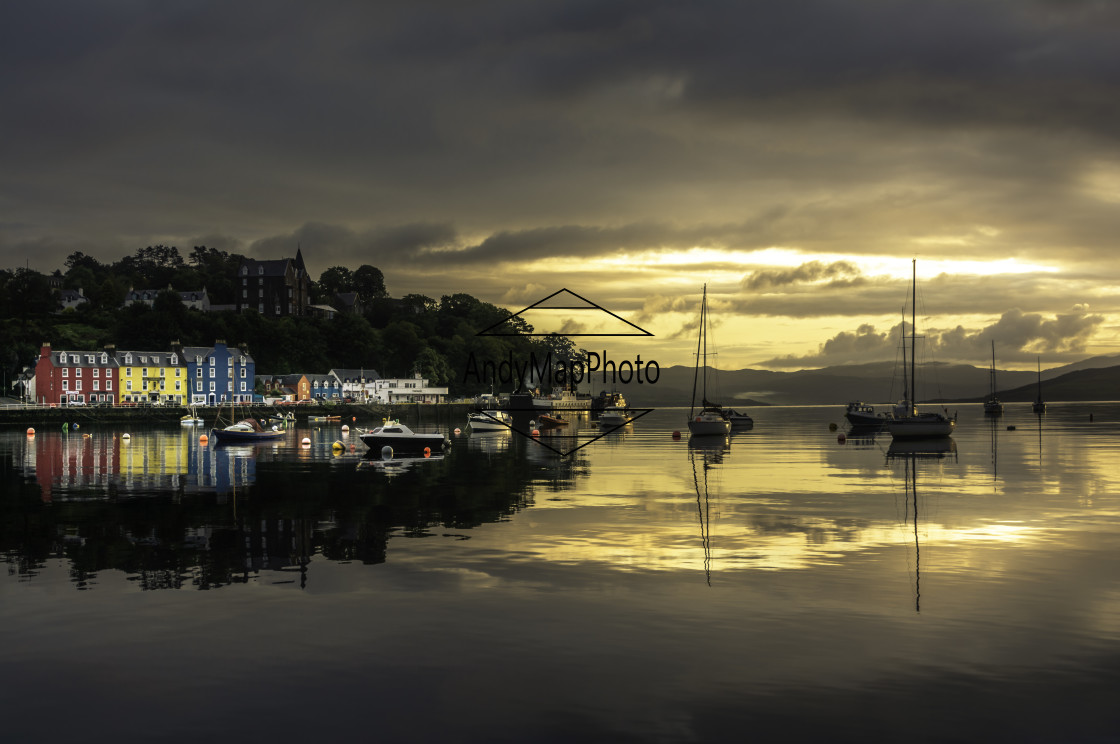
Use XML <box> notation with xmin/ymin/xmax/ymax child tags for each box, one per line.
<box><xmin>688</xmin><ymin>412</ymin><xmax>731</xmax><ymax>436</ymax></box>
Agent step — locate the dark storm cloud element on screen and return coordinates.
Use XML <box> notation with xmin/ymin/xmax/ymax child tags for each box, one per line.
<box><xmin>3</xmin><ymin>0</ymin><xmax>1120</xmax><ymax>367</ymax></box>
<box><xmin>742</xmin><ymin>261</ymin><xmax>862</xmax><ymax>291</ymax></box>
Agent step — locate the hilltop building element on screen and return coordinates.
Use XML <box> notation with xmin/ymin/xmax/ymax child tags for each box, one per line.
<box><xmin>235</xmin><ymin>248</ymin><xmax>311</xmax><ymax>317</ymax></box>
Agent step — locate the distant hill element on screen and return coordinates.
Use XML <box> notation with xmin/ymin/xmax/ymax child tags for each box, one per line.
<box><xmin>591</xmin><ymin>359</ymin><xmax>1120</xmax><ymax>407</ymax></box>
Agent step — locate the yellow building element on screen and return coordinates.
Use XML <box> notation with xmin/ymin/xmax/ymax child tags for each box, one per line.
<box><xmin>114</xmin><ymin>349</ymin><xmax>188</xmax><ymax>405</ymax></box>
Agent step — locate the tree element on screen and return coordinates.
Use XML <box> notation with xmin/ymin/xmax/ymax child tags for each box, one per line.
<box><xmin>353</xmin><ymin>264</ymin><xmax>388</xmax><ymax>302</ymax></box>
<box><xmin>317</xmin><ymin>266</ymin><xmax>353</xmax><ymax>299</ymax></box>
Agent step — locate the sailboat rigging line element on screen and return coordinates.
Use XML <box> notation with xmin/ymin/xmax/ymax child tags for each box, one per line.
<box><xmin>690</xmin><ymin>285</ymin><xmax>704</xmax><ymax>418</ymax></box>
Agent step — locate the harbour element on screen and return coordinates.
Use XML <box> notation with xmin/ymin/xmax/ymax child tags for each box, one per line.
<box><xmin>4</xmin><ymin>403</ymin><xmax>1120</xmax><ymax>742</ymax></box>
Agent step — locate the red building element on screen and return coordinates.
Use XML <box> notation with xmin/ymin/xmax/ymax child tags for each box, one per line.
<box><xmin>34</xmin><ymin>343</ymin><xmax>120</xmax><ymax>405</ymax></box>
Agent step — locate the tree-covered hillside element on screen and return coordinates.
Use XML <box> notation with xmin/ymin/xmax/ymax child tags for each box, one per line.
<box><xmin>1</xmin><ymin>245</ymin><xmax>570</xmax><ymax>394</ymax></box>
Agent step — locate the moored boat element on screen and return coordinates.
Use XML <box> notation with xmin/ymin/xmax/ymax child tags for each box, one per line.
<box><xmin>887</xmin><ymin>260</ymin><xmax>956</xmax><ymax>440</ymax></box>
<box><xmin>359</xmin><ymin>420</ymin><xmax>450</xmax><ymax>454</ymax></box>
<box><xmin>845</xmin><ymin>401</ymin><xmax>887</xmax><ymax>429</ymax></box>
<box><xmin>468</xmin><ymin>410</ymin><xmax>513</xmax><ymax>431</ymax></box>
<box><xmin>688</xmin><ymin>284</ymin><xmax>731</xmax><ymax>437</ymax></box>
<box><xmin>210</xmin><ymin>418</ymin><xmax>285</xmax><ymax>444</ymax></box>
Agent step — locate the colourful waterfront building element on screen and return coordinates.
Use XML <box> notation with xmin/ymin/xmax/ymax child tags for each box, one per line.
<box><xmin>178</xmin><ymin>341</ymin><xmax>255</xmax><ymax>405</ymax></box>
<box><xmin>113</xmin><ymin>348</ymin><xmax>188</xmax><ymax>405</ymax></box>
<box><xmin>33</xmin><ymin>343</ymin><xmax>119</xmax><ymax>405</ymax></box>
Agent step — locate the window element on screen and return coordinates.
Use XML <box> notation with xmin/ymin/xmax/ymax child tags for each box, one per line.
<box><xmin>242</xmin><ymin>277</ymin><xmax>247</xmax><ymax>285</ymax></box>
<box><xmin>195</xmin><ymin>355</ymin><xmax>202</xmax><ymax>364</ymax></box>
<box><xmin>227</xmin><ymin>381</ymin><xmax>232</xmax><ymax>391</ymax></box>
<box><xmin>241</xmin><ymin>266</ymin><xmax>248</xmax><ymax>276</ymax></box>
<box><xmin>71</xmin><ymin>354</ymin><xmax>79</xmax><ymax>363</ymax></box>
<box><xmin>124</xmin><ymin>353</ymin><xmax>132</xmax><ymax>364</ymax></box>
<box><xmin>258</xmin><ymin>266</ymin><xmax>264</xmax><ymax>275</ymax></box>
<box><xmin>227</xmin><ymin>356</ymin><xmax>233</xmax><ymax>366</ymax></box>
<box><xmin>126</xmin><ymin>381</ymin><xmax>132</xmax><ymax>391</ymax></box>
<box><xmin>75</xmin><ymin>368</ymin><xmax>82</xmax><ymax>377</ymax></box>
<box><xmin>92</xmin><ymin>368</ymin><xmax>99</xmax><ymax>377</ymax></box>
<box><xmin>106</xmin><ymin>369</ymin><xmax>112</xmax><ymax>378</ymax></box>
<box><xmin>209</xmin><ymin>368</ymin><xmax>215</xmax><ymax>378</ymax></box>
<box><xmin>196</xmin><ymin>381</ymin><xmax>202</xmax><ymax>392</ymax></box>
<box><xmin>160</xmin><ymin>368</ymin><xmax>165</xmax><ymax>377</ymax></box>
<box><xmin>210</xmin><ymin>357</ymin><xmax>215</xmax><ymax>366</ymax></box>
<box><xmin>86</xmin><ymin>355</ymin><xmax>94</xmax><ymax>363</ymax></box>
<box><xmin>93</xmin><ymin>380</ymin><xmax>99</xmax><ymax>391</ymax></box>
<box><xmin>75</xmin><ymin>380</ymin><xmax>82</xmax><ymax>391</ymax></box>
<box><xmin>275</xmin><ymin>304</ymin><xmax>281</xmax><ymax>315</ymax></box>
<box><xmin>140</xmin><ymin>356</ymin><xmax>147</xmax><ymax>364</ymax></box>
<box><xmin>170</xmin><ymin>354</ymin><xmax>177</xmax><ymax>365</ymax></box>
<box><xmin>240</xmin><ymin>368</ymin><xmax>246</xmax><ymax>378</ymax></box>
<box><xmin>240</xmin><ymin>382</ymin><xmax>246</xmax><ymax>392</ymax></box>
<box><xmin>175</xmin><ymin>368</ymin><xmax>181</xmax><ymax>376</ymax></box>
<box><xmin>209</xmin><ymin>382</ymin><xmax>215</xmax><ymax>392</ymax></box>
<box><xmin>175</xmin><ymin>381</ymin><xmax>181</xmax><ymax>391</ymax></box>
<box><xmin>242</xmin><ymin>289</ymin><xmax>247</xmax><ymax>298</ymax></box>
<box><xmin>61</xmin><ymin>367</ymin><xmax>68</xmax><ymax>377</ymax></box>
<box><xmin>258</xmin><ymin>303</ymin><xmax>264</xmax><ymax>313</ymax></box>
<box><xmin>106</xmin><ymin>380</ymin><xmax>112</xmax><ymax>391</ymax></box>
<box><xmin>196</xmin><ymin>368</ymin><xmax>201</xmax><ymax>378</ymax></box>
<box><xmin>100</xmin><ymin>353</ymin><xmax>107</xmax><ymax>364</ymax></box>
<box><xmin>57</xmin><ymin>352</ymin><xmax>66</xmax><ymax>363</ymax></box>
<box><xmin>62</xmin><ymin>379</ymin><xmax>69</xmax><ymax>391</ymax></box>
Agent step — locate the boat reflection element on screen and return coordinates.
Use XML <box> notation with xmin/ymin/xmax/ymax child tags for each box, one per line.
<box><xmin>886</xmin><ymin>437</ymin><xmax>957</xmax><ymax>460</ymax></box>
<box><xmin>689</xmin><ymin>439</ymin><xmax>725</xmax><ymax>585</ymax></box>
<box><xmin>356</xmin><ymin>452</ymin><xmax>446</xmax><ymax>477</ymax></box>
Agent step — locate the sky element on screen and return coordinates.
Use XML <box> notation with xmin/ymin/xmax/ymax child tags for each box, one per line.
<box><xmin>3</xmin><ymin>0</ymin><xmax>1120</xmax><ymax>371</ymax></box>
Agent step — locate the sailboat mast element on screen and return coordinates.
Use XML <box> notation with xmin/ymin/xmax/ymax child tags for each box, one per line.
<box><xmin>702</xmin><ymin>285</ymin><xmax>708</xmax><ymax>403</ymax></box>
<box><xmin>690</xmin><ymin>285</ymin><xmax>705</xmax><ymax>416</ymax></box>
<box><xmin>910</xmin><ymin>259</ymin><xmax>916</xmax><ymax>407</ymax></box>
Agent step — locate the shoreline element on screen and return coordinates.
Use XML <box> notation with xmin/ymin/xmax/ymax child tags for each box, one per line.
<box><xmin>0</xmin><ymin>402</ymin><xmax>485</xmax><ymax>428</ymax></box>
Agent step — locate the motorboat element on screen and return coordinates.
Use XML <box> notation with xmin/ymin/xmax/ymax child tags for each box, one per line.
<box><xmin>534</xmin><ymin>414</ymin><xmax>569</xmax><ymax>428</ymax></box>
<box><xmin>180</xmin><ymin>407</ymin><xmax>203</xmax><ymax>426</ymax></box>
<box><xmin>687</xmin><ymin>285</ymin><xmax>731</xmax><ymax>437</ymax></box>
<box><xmin>598</xmin><ymin>406</ymin><xmax>629</xmax><ymax>426</ymax></box>
<box><xmin>725</xmin><ymin>408</ymin><xmax>753</xmax><ymax>428</ymax></box>
<box><xmin>468</xmin><ymin>410</ymin><xmax>513</xmax><ymax>431</ymax></box>
<box><xmin>844</xmin><ymin>401</ymin><xmax>887</xmax><ymax>429</ymax></box>
<box><xmin>359</xmin><ymin>420</ymin><xmax>450</xmax><ymax>454</ymax></box>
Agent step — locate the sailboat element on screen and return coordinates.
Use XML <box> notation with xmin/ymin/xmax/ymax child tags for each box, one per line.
<box><xmin>1032</xmin><ymin>357</ymin><xmax>1046</xmax><ymax>414</ymax></box>
<box><xmin>983</xmin><ymin>341</ymin><xmax>1004</xmax><ymax>416</ymax></box>
<box><xmin>688</xmin><ymin>285</ymin><xmax>731</xmax><ymax>437</ymax></box>
<box><xmin>210</xmin><ymin>398</ymin><xmax>285</xmax><ymax>444</ymax></box>
<box><xmin>886</xmin><ymin>260</ymin><xmax>956</xmax><ymax>439</ymax></box>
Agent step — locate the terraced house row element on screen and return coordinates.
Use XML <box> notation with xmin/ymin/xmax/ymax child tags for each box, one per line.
<box><xmin>32</xmin><ymin>341</ymin><xmax>255</xmax><ymax>406</ymax></box>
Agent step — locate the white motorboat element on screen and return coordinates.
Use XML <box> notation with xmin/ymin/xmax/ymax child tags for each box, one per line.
<box><xmin>598</xmin><ymin>406</ymin><xmax>629</xmax><ymax>426</ymax></box>
<box><xmin>687</xmin><ymin>284</ymin><xmax>731</xmax><ymax>437</ymax></box>
<box><xmin>359</xmin><ymin>420</ymin><xmax>450</xmax><ymax>454</ymax></box>
<box><xmin>468</xmin><ymin>410</ymin><xmax>513</xmax><ymax>431</ymax></box>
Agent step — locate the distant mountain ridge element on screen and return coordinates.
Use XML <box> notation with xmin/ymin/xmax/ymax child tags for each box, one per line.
<box><xmin>591</xmin><ymin>354</ymin><xmax>1120</xmax><ymax>407</ymax></box>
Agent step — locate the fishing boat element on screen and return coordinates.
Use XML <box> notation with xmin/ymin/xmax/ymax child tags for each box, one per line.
<box><xmin>725</xmin><ymin>408</ymin><xmax>753</xmax><ymax>428</ymax></box>
<box><xmin>844</xmin><ymin>401</ymin><xmax>887</xmax><ymax>429</ymax></box>
<box><xmin>468</xmin><ymin>410</ymin><xmax>513</xmax><ymax>431</ymax></box>
<box><xmin>359</xmin><ymin>420</ymin><xmax>449</xmax><ymax>454</ymax></box>
<box><xmin>1032</xmin><ymin>357</ymin><xmax>1046</xmax><ymax>414</ymax></box>
<box><xmin>983</xmin><ymin>341</ymin><xmax>1004</xmax><ymax>416</ymax></box>
<box><xmin>886</xmin><ymin>261</ymin><xmax>956</xmax><ymax>440</ymax></box>
<box><xmin>688</xmin><ymin>284</ymin><xmax>732</xmax><ymax>437</ymax></box>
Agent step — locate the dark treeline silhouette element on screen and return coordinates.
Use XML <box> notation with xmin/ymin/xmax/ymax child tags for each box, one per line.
<box><xmin>0</xmin><ymin>246</ymin><xmax>575</xmax><ymax>394</ymax></box>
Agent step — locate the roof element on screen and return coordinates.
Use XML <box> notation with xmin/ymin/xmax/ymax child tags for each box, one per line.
<box><xmin>329</xmin><ymin>368</ymin><xmax>382</xmax><ymax>381</ymax></box>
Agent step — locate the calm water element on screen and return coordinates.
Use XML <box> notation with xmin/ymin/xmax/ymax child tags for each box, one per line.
<box><xmin>3</xmin><ymin>405</ymin><xmax>1120</xmax><ymax>742</ymax></box>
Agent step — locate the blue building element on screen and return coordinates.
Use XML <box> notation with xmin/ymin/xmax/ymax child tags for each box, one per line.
<box><xmin>176</xmin><ymin>340</ymin><xmax>255</xmax><ymax>406</ymax></box>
